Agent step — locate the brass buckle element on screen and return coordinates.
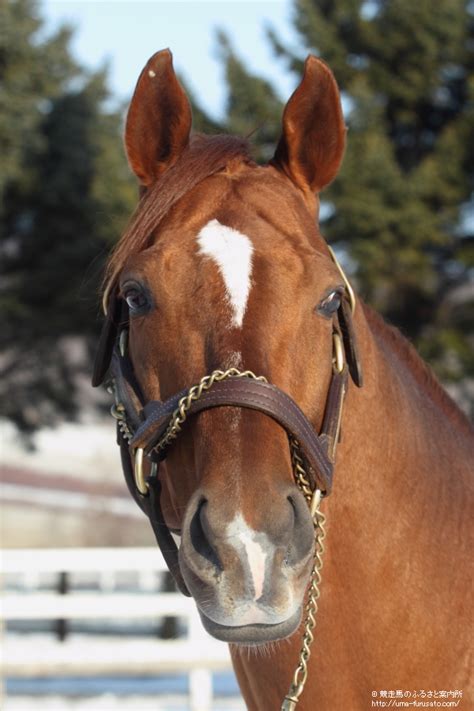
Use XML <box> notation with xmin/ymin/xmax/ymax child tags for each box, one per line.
<box><xmin>134</xmin><ymin>447</ymin><xmax>157</xmax><ymax>496</ymax></box>
<box><xmin>327</xmin><ymin>245</ymin><xmax>356</xmax><ymax>314</ymax></box>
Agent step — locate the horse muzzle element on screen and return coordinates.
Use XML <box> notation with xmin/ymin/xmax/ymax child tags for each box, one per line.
<box><xmin>177</xmin><ymin>487</ymin><xmax>314</xmax><ymax>644</ymax></box>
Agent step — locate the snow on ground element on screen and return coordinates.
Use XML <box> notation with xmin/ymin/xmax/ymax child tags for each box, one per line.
<box><xmin>1</xmin><ymin>418</ymin><xmax>119</xmax><ymax>482</ymax></box>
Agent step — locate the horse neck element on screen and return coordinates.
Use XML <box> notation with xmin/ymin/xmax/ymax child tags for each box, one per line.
<box><xmin>335</xmin><ymin>303</ymin><xmax>473</xmax><ymax>529</ymax></box>
<box><xmin>230</xmin><ymin>306</ymin><xmax>473</xmax><ymax>710</ymax></box>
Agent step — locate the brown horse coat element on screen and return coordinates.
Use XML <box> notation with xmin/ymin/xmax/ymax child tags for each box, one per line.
<box><xmin>104</xmin><ymin>50</ymin><xmax>473</xmax><ymax>710</ymax></box>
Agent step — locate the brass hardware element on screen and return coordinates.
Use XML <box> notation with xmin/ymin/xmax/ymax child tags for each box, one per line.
<box><xmin>119</xmin><ymin>330</ymin><xmax>128</xmax><ymax>357</ymax></box>
<box><xmin>110</xmin><ymin>400</ymin><xmax>134</xmax><ymax>443</ymax></box>
<box><xmin>310</xmin><ymin>488</ymin><xmax>322</xmax><ymax>518</ymax></box>
<box><xmin>329</xmin><ymin>382</ymin><xmax>345</xmax><ymax>463</ymax></box>
<box><xmin>110</xmin><ymin>402</ymin><xmax>125</xmax><ymax>420</ymax></box>
<box><xmin>133</xmin><ymin>447</ymin><xmax>157</xmax><ymax>496</ymax></box>
<box><xmin>333</xmin><ymin>332</ymin><xmax>344</xmax><ymax>374</ymax></box>
<box><xmin>284</xmin><ymin>438</ymin><xmax>327</xmax><ymax>710</ymax></box>
<box><xmin>327</xmin><ymin>245</ymin><xmax>356</xmax><ymax>314</ymax></box>
<box><xmin>102</xmin><ymin>282</ymin><xmax>112</xmax><ymax>316</ymax></box>
<box><xmin>282</xmin><ymin>695</ymin><xmax>298</xmax><ymax>711</ymax></box>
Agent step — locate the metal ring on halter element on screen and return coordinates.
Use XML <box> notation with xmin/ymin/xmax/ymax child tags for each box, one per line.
<box><xmin>332</xmin><ymin>332</ymin><xmax>344</xmax><ymax>374</ymax></box>
<box><xmin>134</xmin><ymin>447</ymin><xmax>157</xmax><ymax>495</ymax></box>
<box><xmin>110</xmin><ymin>402</ymin><xmax>126</xmax><ymax>420</ymax></box>
<box><xmin>119</xmin><ymin>330</ymin><xmax>128</xmax><ymax>357</ymax></box>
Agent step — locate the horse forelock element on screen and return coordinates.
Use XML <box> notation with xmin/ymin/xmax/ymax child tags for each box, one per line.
<box><xmin>104</xmin><ymin>134</ymin><xmax>253</xmax><ymax>295</ymax></box>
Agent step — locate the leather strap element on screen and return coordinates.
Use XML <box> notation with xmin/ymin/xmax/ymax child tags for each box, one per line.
<box><xmin>131</xmin><ymin>377</ymin><xmax>341</xmax><ymax>494</ymax></box>
<box><xmin>112</xmin><ymin>350</ymin><xmax>145</xmax><ymax>431</ymax></box>
<box><xmin>91</xmin><ymin>292</ymin><xmax>122</xmax><ymax>388</ymax></box>
<box><xmin>338</xmin><ymin>298</ymin><xmax>363</xmax><ymax>387</ymax></box>
<box><xmin>118</xmin><ymin>434</ymin><xmax>190</xmax><ymax>596</ymax></box>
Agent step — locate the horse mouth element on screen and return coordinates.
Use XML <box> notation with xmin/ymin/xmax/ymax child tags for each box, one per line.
<box><xmin>197</xmin><ymin>606</ymin><xmax>302</xmax><ymax>644</ymax></box>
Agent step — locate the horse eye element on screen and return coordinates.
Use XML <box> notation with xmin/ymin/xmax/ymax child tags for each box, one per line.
<box><xmin>123</xmin><ymin>286</ymin><xmax>149</xmax><ymax>313</ymax></box>
<box><xmin>318</xmin><ymin>290</ymin><xmax>342</xmax><ymax>317</ymax></box>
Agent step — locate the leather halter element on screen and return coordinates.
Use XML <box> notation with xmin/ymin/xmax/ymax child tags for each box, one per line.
<box><xmin>92</xmin><ymin>271</ymin><xmax>363</xmax><ymax>596</ymax></box>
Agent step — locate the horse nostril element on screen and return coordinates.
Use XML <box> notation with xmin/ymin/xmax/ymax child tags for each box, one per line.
<box><xmin>287</xmin><ymin>495</ymin><xmax>298</xmax><ymax>527</ymax></box>
<box><xmin>285</xmin><ymin>492</ymin><xmax>314</xmax><ymax>564</ymax></box>
<box><xmin>287</xmin><ymin>494</ymin><xmax>297</xmax><ymax>514</ymax></box>
<box><xmin>189</xmin><ymin>499</ymin><xmax>223</xmax><ymax>571</ymax></box>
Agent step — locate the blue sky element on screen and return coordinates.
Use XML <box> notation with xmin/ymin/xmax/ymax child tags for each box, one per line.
<box><xmin>42</xmin><ymin>0</ymin><xmax>300</xmax><ymax>119</ymax></box>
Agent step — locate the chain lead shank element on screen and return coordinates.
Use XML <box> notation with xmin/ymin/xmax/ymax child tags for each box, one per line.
<box><xmin>112</xmin><ymin>362</ymin><xmax>338</xmax><ymax>709</ymax></box>
<box><xmin>280</xmin><ymin>440</ymin><xmax>327</xmax><ymax>710</ymax></box>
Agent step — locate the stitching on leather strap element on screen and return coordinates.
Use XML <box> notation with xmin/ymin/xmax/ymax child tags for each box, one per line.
<box><xmin>131</xmin><ymin>380</ymin><xmax>334</xmax><ymax>488</ymax></box>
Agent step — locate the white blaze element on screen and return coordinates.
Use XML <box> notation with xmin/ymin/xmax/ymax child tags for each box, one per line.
<box><xmin>197</xmin><ymin>219</ymin><xmax>254</xmax><ymax>328</ymax></box>
<box><xmin>227</xmin><ymin>514</ymin><xmax>268</xmax><ymax>601</ymax></box>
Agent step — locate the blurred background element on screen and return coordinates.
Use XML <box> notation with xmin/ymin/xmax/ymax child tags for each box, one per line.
<box><xmin>1</xmin><ymin>0</ymin><xmax>473</xmax><ymax>709</ymax></box>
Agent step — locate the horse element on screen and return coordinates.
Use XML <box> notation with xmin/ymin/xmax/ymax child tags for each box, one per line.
<box><xmin>92</xmin><ymin>49</ymin><xmax>473</xmax><ymax>710</ymax></box>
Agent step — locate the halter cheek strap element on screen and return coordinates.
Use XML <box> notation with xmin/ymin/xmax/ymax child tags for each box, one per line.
<box><xmin>118</xmin><ymin>439</ymin><xmax>191</xmax><ymax>596</ymax></box>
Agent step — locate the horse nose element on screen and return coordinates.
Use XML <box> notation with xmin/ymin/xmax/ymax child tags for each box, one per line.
<box><xmin>184</xmin><ymin>486</ymin><xmax>313</xmax><ymax>582</ymax></box>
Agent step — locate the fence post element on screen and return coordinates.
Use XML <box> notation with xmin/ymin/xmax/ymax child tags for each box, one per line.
<box><xmin>190</xmin><ymin>667</ymin><xmax>213</xmax><ymax>711</ymax></box>
<box><xmin>55</xmin><ymin>571</ymin><xmax>68</xmax><ymax>642</ymax></box>
<box><xmin>159</xmin><ymin>571</ymin><xmax>179</xmax><ymax>639</ymax></box>
<box><xmin>188</xmin><ymin>611</ymin><xmax>213</xmax><ymax>711</ymax></box>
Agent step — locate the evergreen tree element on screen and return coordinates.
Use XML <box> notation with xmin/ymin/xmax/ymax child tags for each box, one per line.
<box><xmin>217</xmin><ymin>1</ymin><xmax>473</xmax><ymax>386</ymax></box>
<box><xmin>216</xmin><ymin>32</ymin><xmax>283</xmax><ymax>161</ymax></box>
<box><xmin>0</xmin><ymin>0</ymin><xmax>78</xmax><ymax>208</ymax></box>
<box><xmin>0</xmin><ymin>0</ymin><xmax>136</xmax><ymax>432</ymax></box>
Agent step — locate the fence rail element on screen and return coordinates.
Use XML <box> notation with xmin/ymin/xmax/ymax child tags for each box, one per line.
<box><xmin>1</xmin><ymin>547</ymin><xmax>237</xmax><ymax>711</ymax></box>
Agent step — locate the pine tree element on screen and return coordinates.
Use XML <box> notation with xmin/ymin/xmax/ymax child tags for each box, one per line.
<box><xmin>0</xmin><ymin>0</ymin><xmax>78</xmax><ymax>208</ymax></box>
<box><xmin>0</xmin><ymin>0</ymin><xmax>136</xmax><ymax>432</ymax></box>
<box><xmin>216</xmin><ymin>1</ymin><xmax>473</xmax><ymax>386</ymax></box>
<box><xmin>215</xmin><ymin>32</ymin><xmax>283</xmax><ymax>161</ymax></box>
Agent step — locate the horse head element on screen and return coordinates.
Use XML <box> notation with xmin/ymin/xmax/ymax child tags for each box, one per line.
<box><xmin>97</xmin><ymin>49</ymin><xmax>352</xmax><ymax>646</ymax></box>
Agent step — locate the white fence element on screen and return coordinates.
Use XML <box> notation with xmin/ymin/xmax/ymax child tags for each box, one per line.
<box><xmin>0</xmin><ymin>548</ymin><xmax>237</xmax><ymax>711</ymax></box>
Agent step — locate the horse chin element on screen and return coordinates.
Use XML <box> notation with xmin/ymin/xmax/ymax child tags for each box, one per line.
<box><xmin>197</xmin><ymin>606</ymin><xmax>302</xmax><ymax>645</ymax></box>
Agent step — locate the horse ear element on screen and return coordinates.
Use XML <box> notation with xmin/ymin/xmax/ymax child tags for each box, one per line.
<box><xmin>272</xmin><ymin>56</ymin><xmax>346</xmax><ymax>193</ymax></box>
<box><xmin>125</xmin><ymin>49</ymin><xmax>192</xmax><ymax>186</ymax></box>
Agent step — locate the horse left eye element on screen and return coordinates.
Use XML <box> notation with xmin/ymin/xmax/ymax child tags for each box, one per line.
<box><xmin>318</xmin><ymin>290</ymin><xmax>342</xmax><ymax>317</ymax></box>
<box><xmin>124</xmin><ymin>287</ymin><xmax>148</xmax><ymax>313</ymax></box>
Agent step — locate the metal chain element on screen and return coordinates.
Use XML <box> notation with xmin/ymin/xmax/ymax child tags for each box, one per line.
<box><xmin>110</xmin><ymin>401</ymin><xmax>134</xmax><ymax>442</ymax></box>
<box><xmin>111</xmin><ymin>368</ymin><xmax>326</xmax><ymax>709</ymax></box>
<box><xmin>154</xmin><ymin>368</ymin><xmax>267</xmax><ymax>453</ymax></box>
<box><xmin>281</xmin><ymin>439</ymin><xmax>327</xmax><ymax>711</ymax></box>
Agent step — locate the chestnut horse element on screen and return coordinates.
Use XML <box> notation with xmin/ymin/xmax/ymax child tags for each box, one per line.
<box><xmin>94</xmin><ymin>50</ymin><xmax>473</xmax><ymax>710</ymax></box>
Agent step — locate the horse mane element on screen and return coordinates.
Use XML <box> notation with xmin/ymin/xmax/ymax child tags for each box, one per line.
<box><xmin>104</xmin><ymin>133</ymin><xmax>253</xmax><ymax>295</ymax></box>
<box><xmin>363</xmin><ymin>303</ymin><xmax>472</xmax><ymax>433</ymax></box>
